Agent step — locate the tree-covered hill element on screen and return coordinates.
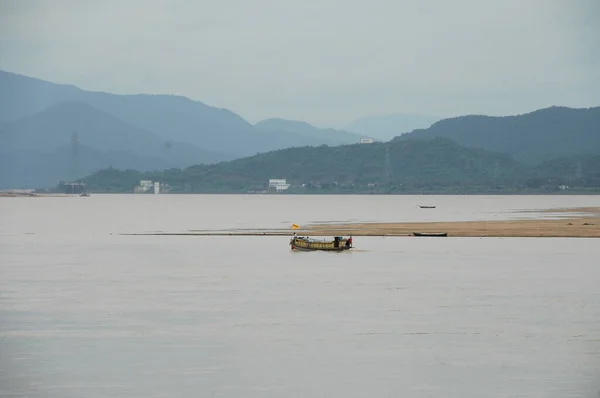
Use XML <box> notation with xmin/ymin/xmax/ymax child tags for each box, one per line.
<box><xmin>83</xmin><ymin>138</ymin><xmax>528</xmax><ymax>193</ymax></box>
<box><xmin>526</xmin><ymin>154</ymin><xmax>600</xmax><ymax>189</ymax></box>
<box><xmin>396</xmin><ymin>106</ymin><xmax>600</xmax><ymax>164</ymax></box>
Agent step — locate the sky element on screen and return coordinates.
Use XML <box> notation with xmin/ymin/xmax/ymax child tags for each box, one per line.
<box><xmin>0</xmin><ymin>0</ymin><xmax>599</xmax><ymax>127</ymax></box>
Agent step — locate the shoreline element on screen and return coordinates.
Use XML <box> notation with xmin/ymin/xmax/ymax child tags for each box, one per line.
<box><xmin>2</xmin><ymin>191</ymin><xmax>600</xmax><ymax>197</ymax></box>
<box><xmin>123</xmin><ymin>207</ymin><xmax>600</xmax><ymax>238</ymax></box>
<box><xmin>0</xmin><ymin>192</ymin><xmax>70</xmax><ymax>197</ymax></box>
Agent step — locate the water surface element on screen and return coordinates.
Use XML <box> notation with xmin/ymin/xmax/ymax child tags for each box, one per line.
<box><xmin>1</xmin><ymin>195</ymin><xmax>599</xmax><ymax>397</ymax></box>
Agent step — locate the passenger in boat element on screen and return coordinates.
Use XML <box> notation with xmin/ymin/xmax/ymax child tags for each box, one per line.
<box><xmin>346</xmin><ymin>237</ymin><xmax>352</xmax><ymax>248</ymax></box>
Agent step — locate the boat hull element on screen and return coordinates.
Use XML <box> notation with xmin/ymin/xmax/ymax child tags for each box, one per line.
<box><xmin>290</xmin><ymin>236</ymin><xmax>352</xmax><ymax>252</ymax></box>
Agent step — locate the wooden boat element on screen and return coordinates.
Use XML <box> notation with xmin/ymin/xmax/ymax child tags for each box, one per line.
<box><xmin>290</xmin><ymin>235</ymin><xmax>353</xmax><ymax>251</ymax></box>
<box><xmin>412</xmin><ymin>232</ymin><xmax>447</xmax><ymax>237</ymax></box>
<box><xmin>419</xmin><ymin>205</ymin><xmax>436</xmax><ymax>209</ymax></box>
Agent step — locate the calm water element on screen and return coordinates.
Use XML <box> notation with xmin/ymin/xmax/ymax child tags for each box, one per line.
<box><xmin>1</xmin><ymin>195</ymin><xmax>599</xmax><ymax>397</ymax></box>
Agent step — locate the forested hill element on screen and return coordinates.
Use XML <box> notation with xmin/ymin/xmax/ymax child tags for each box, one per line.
<box><xmin>395</xmin><ymin>106</ymin><xmax>600</xmax><ymax>164</ymax></box>
<box><xmin>83</xmin><ymin>138</ymin><xmax>527</xmax><ymax>193</ymax></box>
<box><xmin>529</xmin><ymin>154</ymin><xmax>600</xmax><ymax>188</ymax></box>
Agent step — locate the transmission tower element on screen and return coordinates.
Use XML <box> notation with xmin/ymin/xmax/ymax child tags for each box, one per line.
<box><xmin>384</xmin><ymin>145</ymin><xmax>392</xmax><ymax>186</ymax></box>
<box><xmin>70</xmin><ymin>131</ymin><xmax>79</xmax><ymax>180</ymax></box>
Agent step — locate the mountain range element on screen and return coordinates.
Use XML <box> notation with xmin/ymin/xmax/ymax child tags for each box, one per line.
<box><xmin>0</xmin><ymin>101</ymin><xmax>232</xmax><ymax>187</ymax></box>
<box><xmin>345</xmin><ymin>113</ymin><xmax>440</xmax><ymax>141</ymax></box>
<box><xmin>1</xmin><ymin>70</ymin><xmax>599</xmax><ymax>190</ymax></box>
<box><xmin>255</xmin><ymin>118</ymin><xmax>367</xmax><ymax>145</ymax></box>
<box><xmin>396</xmin><ymin>106</ymin><xmax>600</xmax><ymax>164</ymax></box>
<box><xmin>0</xmin><ymin>70</ymin><xmax>368</xmax><ymax>188</ymax></box>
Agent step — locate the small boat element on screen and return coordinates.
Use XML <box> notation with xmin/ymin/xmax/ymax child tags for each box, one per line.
<box><xmin>419</xmin><ymin>205</ymin><xmax>436</xmax><ymax>209</ymax></box>
<box><xmin>290</xmin><ymin>235</ymin><xmax>353</xmax><ymax>251</ymax></box>
<box><xmin>413</xmin><ymin>232</ymin><xmax>447</xmax><ymax>237</ymax></box>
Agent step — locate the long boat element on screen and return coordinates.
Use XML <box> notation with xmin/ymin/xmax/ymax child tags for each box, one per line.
<box><xmin>290</xmin><ymin>235</ymin><xmax>353</xmax><ymax>251</ymax></box>
<box><xmin>412</xmin><ymin>232</ymin><xmax>447</xmax><ymax>237</ymax></box>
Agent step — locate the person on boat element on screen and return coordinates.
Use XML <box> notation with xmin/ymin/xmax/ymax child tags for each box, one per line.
<box><xmin>346</xmin><ymin>237</ymin><xmax>352</xmax><ymax>248</ymax></box>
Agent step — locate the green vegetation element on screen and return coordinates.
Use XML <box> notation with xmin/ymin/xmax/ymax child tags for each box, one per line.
<box><xmin>526</xmin><ymin>154</ymin><xmax>600</xmax><ymax>190</ymax></box>
<box><xmin>0</xmin><ymin>70</ymin><xmax>364</xmax><ymax>188</ymax></box>
<box><xmin>397</xmin><ymin>106</ymin><xmax>600</xmax><ymax>164</ymax></box>
<box><xmin>81</xmin><ymin>138</ymin><xmax>600</xmax><ymax>194</ymax></box>
<box><xmin>6</xmin><ymin>71</ymin><xmax>598</xmax><ymax>192</ymax></box>
<box><xmin>82</xmin><ymin>138</ymin><xmax>542</xmax><ymax>194</ymax></box>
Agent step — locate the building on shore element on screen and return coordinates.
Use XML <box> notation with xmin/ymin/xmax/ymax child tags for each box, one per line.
<box><xmin>134</xmin><ymin>180</ymin><xmax>170</xmax><ymax>194</ymax></box>
<box><xmin>134</xmin><ymin>180</ymin><xmax>153</xmax><ymax>193</ymax></box>
<box><xmin>62</xmin><ymin>182</ymin><xmax>87</xmax><ymax>195</ymax></box>
<box><xmin>268</xmin><ymin>179</ymin><xmax>291</xmax><ymax>192</ymax></box>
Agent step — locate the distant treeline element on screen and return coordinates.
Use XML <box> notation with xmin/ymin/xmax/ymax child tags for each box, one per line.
<box><xmin>79</xmin><ymin>138</ymin><xmax>600</xmax><ymax>194</ymax></box>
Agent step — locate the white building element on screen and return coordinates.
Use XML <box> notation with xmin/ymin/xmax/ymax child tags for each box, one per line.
<box><xmin>360</xmin><ymin>138</ymin><xmax>374</xmax><ymax>144</ymax></box>
<box><xmin>268</xmin><ymin>179</ymin><xmax>291</xmax><ymax>192</ymax></box>
<box><xmin>140</xmin><ymin>180</ymin><xmax>153</xmax><ymax>191</ymax></box>
<box><xmin>134</xmin><ymin>180</ymin><xmax>164</xmax><ymax>194</ymax></box>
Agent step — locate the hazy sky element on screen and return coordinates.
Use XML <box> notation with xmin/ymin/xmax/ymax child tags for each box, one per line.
<box><xmin>1</xmin><ymin>0</ymin><xmax>598</xmax><ymax>126</ymax></box>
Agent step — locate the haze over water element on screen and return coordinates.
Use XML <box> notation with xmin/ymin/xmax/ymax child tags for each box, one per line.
<box><xmin>1</xmin><ymin>195</ymin><xmax>599</xmax><ymax>397</ymax></box>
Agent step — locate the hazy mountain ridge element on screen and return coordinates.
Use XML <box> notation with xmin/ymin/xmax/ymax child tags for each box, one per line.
<box><xmin>0</xmin><ymin>70</ymin><xmax>356</xmax><ymax>157</ymax></box>
<box><xmin>0</xmin><ymin>101</ymin><xmax>235</xmax><ymax>188</ymax></box>
<box><xmin>0</xmin><ymin>144</ymin><xmax>205</xmax><ymax>189</ymax></box>
<box><xmin>255</xmin><ymin>118</ymin><xmax>367</xmax><ymax>145</ymax></box>
<box><xmin>345</xmin><ymin>113</ymin><xmax>441</xmax><ymax>141</ymax></box>
<box><xmin>2</xmin><ymin>70</ymin><xmax>599</xmax><ymax>190</ymax></box>
<box><xmin>396</xmin><ymin>106</ymin><xmax>600</xmax><ymax>164</ymax></box>
<box><xmin>0</xmin><ymin>71</ymin><xmax>83</xmax><ymax>122</ymax></box>
<box><xmin>0</xmin><ymin>70</ymin><xmax>364</xmax><ymax>187</ymax></box>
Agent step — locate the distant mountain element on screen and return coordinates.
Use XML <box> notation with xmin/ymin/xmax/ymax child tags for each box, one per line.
<box><xmin>0</xmin><ymin>144</ymin><xmax>211</xmax><ymax>189</ymax></box>
<box><xmin>345</xmin><ymin>113</ymin><xmax>440</xmax><ymax>141</ymax></box>
<box><xmin>84</xmin><ymin>138</ymin><xmax>527</xmax><ymax>193</ymax></box>
<box><xmin>0</xmin><ymin>71</ymin><xmax>82</xmax><ymax>122</ymax></box>
<box><xmin>4</xmin><ymin>70</ymin><xmax>599</xmax><ymax>191</ymax></box>
<box><xmin>396</xmin><ymin>106</ymin><xmax>600</xmax><ymax>164</ymax></box>
<box><xmin>0</xmin><ymin>70</ymin><xmax>346</xmax><ymax>156</ymax></box>
<box><xmin>255</xmin><ymin>118</ymin><xmax>367</xmax><ymax>145</ymax></box>
<box><xmin>0</xmin><ymin>101</ymin><xmax>232</xmax><ymax>188</ymax></box>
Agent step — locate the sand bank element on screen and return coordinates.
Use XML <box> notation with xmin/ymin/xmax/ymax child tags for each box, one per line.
<box><xmin>303</xmin><ymin>218</ymin><xmax>599</xmax><ymax>238</ymax></box>
<box><xmin>123</xmin><ymin>207</ymin><xmax>600</xmax><ymax>238</ymax></box>
<box><xmin>300</xmin><ymin>207</ymin><xmax>600</xmax><ymax>238</ymax></box>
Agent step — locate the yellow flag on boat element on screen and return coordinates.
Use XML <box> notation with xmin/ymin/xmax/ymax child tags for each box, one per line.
<box><xmin>292</xmin><ymin>224</ymin><xmax>300</xmax><ymax>229</ymax></box>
